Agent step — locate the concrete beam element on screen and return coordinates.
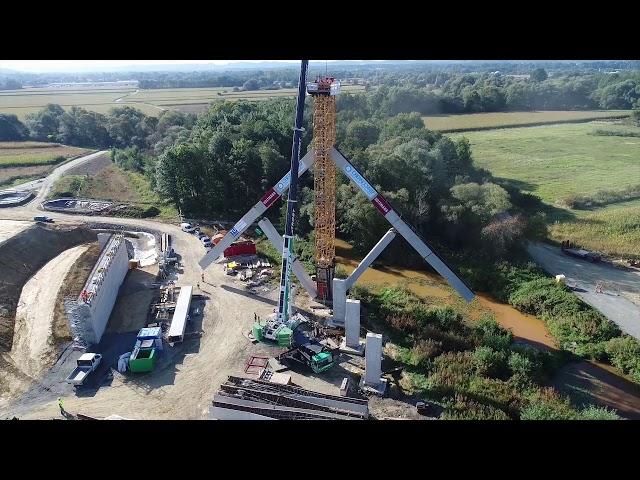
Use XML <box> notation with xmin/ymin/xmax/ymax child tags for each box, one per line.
<box><xmin>345</xmin><ymin>228</ymin><xmax>396</xmax><ymax>290</ymax></box>
<box><xmin>257</xmin><ymin>218</ymin><xmax>317</xmax><ymax>299</ymax></box>
<box><xmin>331</xmin><ymin>146</ymin><xmax>474</xmax><ymax>303</ymax></box>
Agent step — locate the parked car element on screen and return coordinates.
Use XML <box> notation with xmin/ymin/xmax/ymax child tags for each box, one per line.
<box><xmin>34</xmin><ymin>215</ymin><xmax>54</xmax><ymax>223</ymax></box>
<box><xmin>201</xmin><ymin>236</ymin><xmax>212</xmax><ymax>247</ymax></box>
<box><xmin>180</xmin><ymin>222</ymin><xmax>195</xmax><ymax>233</ymax></box>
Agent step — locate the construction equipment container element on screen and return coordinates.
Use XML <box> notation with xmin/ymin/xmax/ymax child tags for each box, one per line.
<box><xmin>128</xmin><ymin>343</ymin><xmax>157</xmax><ymax>373</ymax></box>
<box><xmin>224</xmin><ymin>241</ymin><xmax>256</xmax><ymax>258</ymax></box>
<box><xmin>252</xmin><ymin>322</ymin><xmax>264</xmax><ymax>342</ymax></box>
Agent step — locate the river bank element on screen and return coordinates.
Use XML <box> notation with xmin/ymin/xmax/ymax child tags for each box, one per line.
<box><xmin>334</xmin><ymin>238</ymin><xmax>640</xmax><ymax>418</ymax></box>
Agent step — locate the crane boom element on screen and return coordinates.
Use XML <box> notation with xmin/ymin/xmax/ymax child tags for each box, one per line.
<box><xmin>276</xmin><ymin>59</ymin><xmax>309</xmax><ymax>324</ymax></box>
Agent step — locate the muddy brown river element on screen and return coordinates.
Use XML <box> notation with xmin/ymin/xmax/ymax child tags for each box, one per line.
<box><xmin>335</xmin><ymin>238</ymin><xmax>640</xmax><ymax>418</ymax></box>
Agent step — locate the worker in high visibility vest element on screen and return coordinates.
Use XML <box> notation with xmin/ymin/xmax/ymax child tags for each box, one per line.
<box><xmin>58</xmin><ymin>397</ymin><xmax>65</xmax><ymax>415</ymax></box>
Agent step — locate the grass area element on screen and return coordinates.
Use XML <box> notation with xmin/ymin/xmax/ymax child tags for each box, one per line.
<box><xmin>122</xmin><ymin>170</ymin><xmax>178</xmax><ymax>219</ymax></box>
<box><xmin>548</xmin><ymin>200</ymin><xmax>640</xmax><ymax>258</ymax></box>
<box><xmin>49</xmin><ymin>159</ymin><xmax>178</xmax><ymax>220</ymax></box>
<box><xmin>0</xmin><ymin>141</ymin><xmax>92</xmax><ymax>187</ymax></box>
<box><xmin>0</xmin><ymin>142</ymin><xmax>90</xmax><ymax>167</ymax></box>
<box><xmin>0</xmin><ymin>85</ymin><xmax>366</xmax><ymax>119</ymax></box>
<box><xmin>449</xmin><ymin>122</ymin><xmax>640</xmax><ymax>256</ymax></box>
<box><xmin>450</xmin><ymin>122</ymin><xmax>640</xmax><ymax>204</ymax></box>
<box><xmin>423</xmin><ymin>110</ymin><xmax>631</xmax><ymax>132</ymax></box>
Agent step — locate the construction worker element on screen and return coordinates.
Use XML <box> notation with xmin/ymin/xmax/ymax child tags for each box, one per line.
<box><xmin>201</xmin><ymin>272</ymin><xmax>205</xmax><ymax>283</ymax></box>
<box><xmin>58</xmin><ymin>397</ymin><xmax>65</xmax><ymax>416</ymax></box>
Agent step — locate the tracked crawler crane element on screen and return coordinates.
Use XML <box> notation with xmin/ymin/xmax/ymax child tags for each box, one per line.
<box><xmin>307</xmin><ymin>76</ymin><xmax>340</xmax><ymax>302</ymax></box>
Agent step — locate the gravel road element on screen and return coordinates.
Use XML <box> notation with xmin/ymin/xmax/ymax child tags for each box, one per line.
<box><xmin>527</xmin><ymin>242</ymin><xmax>640</xmax><ymax>341</ymax></box>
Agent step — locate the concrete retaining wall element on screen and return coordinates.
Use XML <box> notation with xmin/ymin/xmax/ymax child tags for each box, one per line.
<box><xmin>66</xmin><ymin>235</ymin><xmax>129</xmax><ymax>345</ymax></box>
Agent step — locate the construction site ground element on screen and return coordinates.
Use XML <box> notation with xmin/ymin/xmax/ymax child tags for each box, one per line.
<box><xmin>0</xmin><ymin>211</ymin><xmax>407</xmax><ymax>419</ymax></box>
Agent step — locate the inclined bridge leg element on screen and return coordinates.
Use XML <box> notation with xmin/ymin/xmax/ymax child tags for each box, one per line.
<box><xmin>257</xmin><ymin>218</ymin><xmax>317</xmax><ymax>299</ymax></box>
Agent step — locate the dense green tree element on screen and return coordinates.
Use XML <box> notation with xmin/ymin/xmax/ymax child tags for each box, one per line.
<box><xmin>0</xmin><ymin>114</ymin><xmax>28</xmax><ymax>140</ymax></box>
<box><xmin>57</xmin><ymin>107</ymin><xmax>110</xmax><ymax>147</ymax></box>
<box><xmin>111</xmin><ymin>146</ymin><xmax>150</xmax><ymax>172</ymax></box>
<box><xmin>530</xmin><ymin>68</ymin><xmax>548</xmax><ymax>82</ymax></box>
<box><xmin>106</xmin><ymin>106</ymin><xmax>157</xmax><ymax>148</ymax></box>
<box><xmin>344</xmin><ymin>120</ymin><xmax>379</xmax><ymax>151</ymax></box>
<box><xmin>243</xmin><ymin>79</ymin><xmax>260</xmax><ymax>91</ymax></box>
<box><xmin>593</xmin><ymin>79</ymin><xmax>640</xmax><ymax>109</ymax></box>
<box><xmin>25</xmin><ymin>104</ymin><xmax>65</xmax><ymax>141</ymax></box>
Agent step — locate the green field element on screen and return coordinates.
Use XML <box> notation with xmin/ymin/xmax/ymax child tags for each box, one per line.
<box><xmin>450</xmin><ymin>122</ymin><xmax>640</xmax><ymax>257</ymax></box>
<box><xmin>423</xmin><ymin>110</ymin><xmax>631</xmax><ymax>132</ymax></box>
<box><xmin>548</xmin><ymin>199</ymin><xmax>640</xmax><ymax>258</ymax></box>
<box><xmin>0</xmin><ymin>141</ymin><xmax>91</xmax><ymax>187</ymax></box>
<box><xmin>0</xmin><ymin>85</ymin><xmax>366</xmax><ymax>119</ymax></box>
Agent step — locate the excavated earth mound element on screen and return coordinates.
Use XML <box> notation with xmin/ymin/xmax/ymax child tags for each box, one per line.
<box><xmin>0</xmin><ymin>224</ymin><xmax>97</xmax><ymax>351</ymax></box>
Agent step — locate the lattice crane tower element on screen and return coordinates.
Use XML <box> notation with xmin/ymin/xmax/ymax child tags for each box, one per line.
<box><xmin>307</xmin><ymin>76</ymin><xmax>340</xmax><ymax>302</ymax></box>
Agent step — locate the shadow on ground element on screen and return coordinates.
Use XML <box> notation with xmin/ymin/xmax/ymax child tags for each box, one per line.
<box><xmin>220</xmin><ymin>284</ymin><xmax>278</xmax><ymax>307</ymax></box>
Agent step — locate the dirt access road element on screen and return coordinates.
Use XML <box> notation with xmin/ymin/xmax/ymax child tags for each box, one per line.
<box><xmin>527</xmin><ymin>242</ymin><xmax>640</xmax><ymax>341</ymax></box>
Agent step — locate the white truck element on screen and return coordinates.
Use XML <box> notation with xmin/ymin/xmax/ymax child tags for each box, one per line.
<box><xmin>66</xmin><ymin>353</ymin><xmax>102</xmax><ymax>386</ymax></box>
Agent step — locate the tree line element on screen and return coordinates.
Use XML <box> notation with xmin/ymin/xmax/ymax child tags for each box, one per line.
<box><xmin>151</xmin><ymin>98</ymin><xmax>543</xmax><ymax>262</ymax></box>
<box><xmin>338</xmin><ymin>70</ymin><xmax>640</xmax><ymax>118</ymax></box>
<box><xmin>2</xmin><ymin>83</ymin><xmax>635</xmax><ymax>263</ymax></box>
<box><xmin>0</xmin><ymin>104</ymin><xmax>196</xmax><ymax>150</ymax></box>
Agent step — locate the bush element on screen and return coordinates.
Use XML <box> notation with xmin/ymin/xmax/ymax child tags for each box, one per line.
<box><xmin>547</xmin><ymin>311</ymin><xmax>620</xmax><ymax>353</ymax></box>
<box><xmin>420</xmin><ymin>324</ymin><xmax>476</xmax><ymax>352</ymax></box>
<box><xmin>604</xmin><ymin>336</ymin><xmax>640</xmax><ymax>382</ymax></box>
<box><xmin>473</xmin><ymin>314</ymin><xmax>513</xmax><ymax>351</ymax></box>
<box><xmin>427</xmin><ymin>352</ymin><xmax>476</xmax><ymax>396</ymax></box>
<box><xmin>558</xmin><ymin>183</ymin><xmax>640</xmax><ymax>209</ymax></box>
<box><xmin>430</xmin><ymin>306</ymin><xmax>464</xmax><ymax>331</ymax></box>
<box><xmin>508</xmin><ymin>278</ymin><xmax>569</xmax><ymax>316</ymax></box>
<box><xmin>467</xmin><ymin>377</ymin><xmax>524</xmax><ymax>417</ymax></box>
<box><xmin>578</xmin><ymin>406</ymin><xmax>620</xmax><ymax>420</ymax></box>
<box><xmin>350</xmin><ymin>284</ymin><xmax>376</xmax><ymax>305</ymax></box>
<box><xmin>141</xmin><ymin>206</ymin><xmax>160</xmax><ymax>218</ymax></box>
<box><xmin>520</xmin><ymin>388</ymin><xmax>579</xmax><ymax>420</ymax></box>
<box><xmin>472</xmin><ymin>346</ymin><xmax>508</xmax><ymax>378</ymax></box>
<box><xmin>410</xmin><ymin>339</ymin><xmax>443</xmax><ymax>368</ymax></box>
<box><xmin>508</xmin><ymin>351</ymin><xmax>538</xmax><ymax>384</ymax></box>
<box><xmin>509</xmin><ymin>278</ymin><xmax>620</xmax><ymax>355</ymax></box>
<box><xmin>511</xmin><ymin>343</ymin><xmax>571</xmax><ymax>380</ymax></box>
<box><xmin>441</xmin><ymin>394</ymin><xmax>510</xmax><ymax>420</ymax></box>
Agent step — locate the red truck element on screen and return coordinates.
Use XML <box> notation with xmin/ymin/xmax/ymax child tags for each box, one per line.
<box><xmin>224</xmin><ymin>241</ymin><xmax>256</xmax><ymax>258</ymax></box>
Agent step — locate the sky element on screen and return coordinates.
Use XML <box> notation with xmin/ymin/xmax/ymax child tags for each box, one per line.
<box><xmin>0</xmin><ymin>60</ymin><xmax>302</xmax><ymax>73</ymax></box>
